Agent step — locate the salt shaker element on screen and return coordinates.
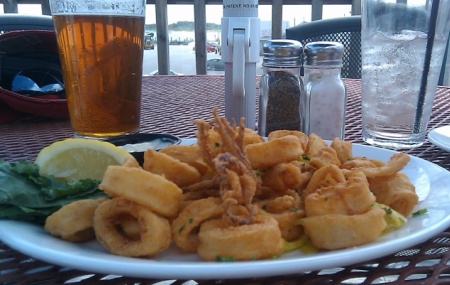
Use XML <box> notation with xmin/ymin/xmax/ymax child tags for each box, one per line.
<box><xmin>258</xmin><ymin>40</ymin><xmax>303</xmax><ymax>137</ymax></box>
<box><xmin>303</xmin><ymin>42</ymin><xmax>346</xmax><ymax>140</ymax></box>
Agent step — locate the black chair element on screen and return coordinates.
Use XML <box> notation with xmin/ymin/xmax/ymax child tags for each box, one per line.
<box><xmin>0</xmin><ymin>14</ymin><xmax>54</xmax><ymax>34</ymax></box>
<box><xmin>286</xmin><ymin>16</ymin><xmax>362</xmax><ymax>79</ymax></box>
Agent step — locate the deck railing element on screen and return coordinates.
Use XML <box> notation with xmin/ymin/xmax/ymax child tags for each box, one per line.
<box><xmin>1</xmin><ymin>0</ymin><xmax>448</xmax><ymax>85</ymax></box>
<box><xmin>0</xmin><ymin>0</ymin><xmax>361</xmax><ymax>75</ymax></box>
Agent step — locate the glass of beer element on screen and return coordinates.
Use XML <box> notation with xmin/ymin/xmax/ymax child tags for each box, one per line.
<box><xmin>49</xmin><ymin>0</ymin><xmax>145</xmax><ymax>138</ymax></box>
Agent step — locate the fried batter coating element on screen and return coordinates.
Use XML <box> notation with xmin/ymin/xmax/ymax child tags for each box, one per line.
<box><xmin>197</xmin><ymin>214</ymin><xmax>284</xmax><ymax>261</ymax></box>
<box><xmin>301</xmin><ymin>207</ymin><xmax>387</xmax><ymax>250</ymax></box>
<box><xmin>309</xmin><ymin>147</ymin><xmax>341</xmax><ymax>170</ymax></box>
<box><xmin>241</xmin><ymin>127</ymin><xmax>266</xmax><ymax>145</ymax></box>
<box><xmin>305</xmin><ymin>171</ymin><xmax>375</xmax><ymax>216</ymax></box>
<box><xmin>302</xmin><ymin>164</ymin><xmax>346</xmax><ymax>201</ymax></box>
<box><xmin>44</xmin><ymin>197</ymin><xmax>107</xmax><ymax>242</ymax></box>
<box><xmin>256</xmin><ymin>191</ymin><xmax>304</xmax><ymax>241</ymax></box>
<box><xmin>195</xmin><ymin>110</ymin><xmax>261</xmax><ymax>226</ymax></box>
<box><xmin>100</xmin><ymin>165</ymin><xmax>182</xmax><ymax>218</ymax></box>
<box><xmin>368</xmin><ymin>172</ymin><xmax>418</xmax><ymax>217</ymax></box>
<box><xmin>217</xmin><ymin>162</ymin><xmax>259</xmax><ymax>225</ymax></box>
<box><xmin>347</xmin><ymin>152</ymin><xmax>410</xmax><ymax>178</ymax></box>
<box><xmin>306</xmin><ymin>133</ymin><xmax>328</xmax><ymax>157</ymax></box>
<box><xmin>171</xmin><ymin>197</ymin><xmax>223</xmax><ymax>252</ymax></box>
<box><xmin>341</xmin><ymin>157</ymin><xmax>378</xmax><ymax>170</ymax></box>
<box><xmin>160</xmin><ymin>144</ymin><xmax>210</xmax><ymax>176</ymax></box>
<box><xmin>245</xmin><ymin>135</ymin><xmax>304</xmax><ymax>169</ymax></box>
<box><xmin>268</xmin><ymin>130</ymin><xmax>308</xmax><ymax>150</ymax></box>
<box><xmin>197</xmin><ymin>127</ymin><xmax>264</xmax><ymax>156</ymax></box>
<box><xmin>143</xmin><ymin>148</ymin><xmax>201</xmax><ymax>187</ymax></box>
<box><xmin>267</xmin><ymin>210</ymin><xmax>304</xmax><ymax>241</ymax></box>
<box><xmin>122</xmin><ymin>155</ymin><xmax>140</xmax><ymax>168</ymax></box>
<box><xmin>330</xmin><ymin>137</ymin><xmax>353</xmax><ymax>164</ymax></box>
<box><xmin>261</xmin><ymin>162</ymin><xmax>304</xmax><ymax>192</ymax></box>
<box><xmin>94</xmin><ymin>197</ymin><xmax>171</xmax><ymax>257</ymax></box>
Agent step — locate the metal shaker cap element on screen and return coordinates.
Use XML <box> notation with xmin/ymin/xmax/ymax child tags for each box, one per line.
<box><xmin>304</xmin><ymin>41</ymin><xmax>344</xmax><ymax>67</ymax></box>
<box><xmin>262</xmin><ymin>39</ymin><xmax>303</xmax><ymax>67</ymax></box>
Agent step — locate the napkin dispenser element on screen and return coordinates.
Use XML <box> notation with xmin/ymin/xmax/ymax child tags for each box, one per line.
<box><xmin>221</xmin><ymin>0</ymin><xmax>260</xmax><ymax>129</ymax></box>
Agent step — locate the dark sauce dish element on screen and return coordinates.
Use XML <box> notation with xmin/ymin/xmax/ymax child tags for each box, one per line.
<box><xmin>105</xmin><ymin>133</ymin><xmax>181</xmax><ymax>165</ymax></box>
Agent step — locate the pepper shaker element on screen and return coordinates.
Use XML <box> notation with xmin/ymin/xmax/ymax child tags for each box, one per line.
<box><xmin>303</xmin><ymin>42</ymin><xmax>346</xmax><ymax>140</ymax></box>
<box><xmin>258</xmin><ymin>39</ymin><xmax>304</xmax><ymax>137</ymax></box>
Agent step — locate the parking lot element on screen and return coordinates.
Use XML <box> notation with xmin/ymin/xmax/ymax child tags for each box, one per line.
<box><xmin>142</xmin><ymin>44</ymin><xmax>264</xmax><ymax>76</ymax></box>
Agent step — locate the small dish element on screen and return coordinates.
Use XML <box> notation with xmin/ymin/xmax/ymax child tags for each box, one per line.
<box><xmin>105</xmin><ymin>133</ymin><xmax>181</xmax><ymax>165</ymax></box>
<box><xmin>428</xmin><ymin>125</ymin><xmax>450</xmax><ymax>152</ymax></box>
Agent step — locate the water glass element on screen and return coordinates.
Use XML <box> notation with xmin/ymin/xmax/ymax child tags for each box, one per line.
<box><xmin>361</xmin><ymin>0</ymin><xmax>450</xmax><ymax>149</ymax></box>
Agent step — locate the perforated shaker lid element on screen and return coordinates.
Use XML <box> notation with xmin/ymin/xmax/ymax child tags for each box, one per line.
<box><xmin>304</xmin><ymin>41</ymin><xmax>344</xmax><ymax>67</ymax></box>
<box><xmin>262</xmin><ymin>39</ymin><xmax>303</xmax><ymax>67</ymax></box>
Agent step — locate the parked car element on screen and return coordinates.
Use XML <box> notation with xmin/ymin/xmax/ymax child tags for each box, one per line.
<box><xmin>206</xmin><ymin>43</ymin><xmax>216</xmax><ymax>53</ymax></box>
<box><xmin>192</xmin><ymin>43</ymin><xmax>217</xmax><ymax>53</ymax></box>
<box><xmin>206</xmin><ymin>58</ymin><xmax>225</xmax><ymax>71</ymax></box>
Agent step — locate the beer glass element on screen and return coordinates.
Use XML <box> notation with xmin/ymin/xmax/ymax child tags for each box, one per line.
<box><xmin>49</xmin><ymin>0</ymin><xmax>145</xmax><ymax>138</ymax></box>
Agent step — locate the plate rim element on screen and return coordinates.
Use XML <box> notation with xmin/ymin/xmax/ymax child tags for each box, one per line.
<box><xmin>428</xmin><ymin>125</ymin><xmax>450</xmax><ymax>152</ymax></box>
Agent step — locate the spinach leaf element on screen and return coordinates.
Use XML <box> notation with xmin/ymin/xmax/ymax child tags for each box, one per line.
<box><xmin>0</xmin><ymin>159</ymin><xmax>104</xmax><ymax>225</ymax></box>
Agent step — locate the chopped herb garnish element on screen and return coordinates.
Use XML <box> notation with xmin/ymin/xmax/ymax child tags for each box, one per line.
<box><xmin>178</xmin><ymin>225</ymin><xmax>185</xmax><ymax>233</ymax></box>
<box><xmin>412</xmin><ymin>208</ymin><xmax>428</xmax><ymax>217</ymax></box>
<box><xmin>301</xmin><ymin>155</ymin><xmax>310</xmax><ymax>161</ymax></box>
<box><xmin>188</xmin><ymin>218</ymin><xmax>193</xmax><ymax>223</ymax></box>
<box><xmin>384</xmin><ymin>207</ymin><xmax>393</xmax><ymax>215</ymax></box>
<box><xmin>216</xmin><ymin>256</ymin><xmax>235</xmax><ymax>262</ymax></box>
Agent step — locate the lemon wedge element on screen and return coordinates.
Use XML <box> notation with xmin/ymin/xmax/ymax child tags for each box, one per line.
<box><xmin>35</xmin><ymin>138</ymin><xmax>133</xmax><ymax>182</ymax></box>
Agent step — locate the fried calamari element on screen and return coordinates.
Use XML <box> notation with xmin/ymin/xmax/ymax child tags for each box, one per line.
<box><xmin>94</xmin><ymin>197</ymin><xmax>171</xmax><ymax>257</ymax></box>
<box><xmin>44</xmin><ymin>197</ymin><xmax>107</xmax><ymax>242</ymax></box>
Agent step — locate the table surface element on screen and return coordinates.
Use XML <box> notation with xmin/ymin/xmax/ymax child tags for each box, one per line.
<box><xmin>1</xmin><ymin>75</ymin><xmax>450</xmax><ymax>285</ymax></box>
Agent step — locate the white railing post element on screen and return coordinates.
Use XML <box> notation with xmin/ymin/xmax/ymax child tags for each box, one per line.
<box><xmin>194</xmin><ymin>0</ymin><xmax>207</xmax><ymax>74</ymax></box>
<box><xmin>271</xmin><ymin>0</ymin><xmax>283</xmax><ymax>39</ymax></box>
<box><xmin>155</xmin><ymin>0</ymin><xmax>170</xmax><ymax>75</ymax></box>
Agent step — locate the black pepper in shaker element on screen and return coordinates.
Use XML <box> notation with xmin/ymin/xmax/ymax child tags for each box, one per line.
<box><xmin>258</xmin><ymin>40</ymin><xmax>304</xmax><ymax>137</ymax></box>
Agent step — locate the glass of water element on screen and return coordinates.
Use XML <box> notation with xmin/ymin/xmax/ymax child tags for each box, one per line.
<box><xmin>361</xmin><ymin>0</ymin><xmax>450</xmax><ymax>149</ymax></box>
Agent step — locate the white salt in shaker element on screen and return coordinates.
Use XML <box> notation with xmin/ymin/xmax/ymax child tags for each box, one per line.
<box><xmin>303</xmin><ymin>42</ymin><xmax>346</xmax><ymax>140</ymax></box>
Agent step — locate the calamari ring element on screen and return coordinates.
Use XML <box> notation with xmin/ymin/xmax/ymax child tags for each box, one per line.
<box><xmin>301</xmin><ymin>207</ymin><xmax>386</xmax><ymax>250</ymax></box>
<box><xmin>94</xmin><ymin>197</ymin><xmax>171</xmax><ymax>257</ymax></box>
<box><xmin>197</xmin><ymin>214</ymin><xmax>284</xmax><ymax>261</ymax></box>
<box><xmin>44</xmin><ymin>197</ymin><xmax>107</xmax><ymax>242</ymax></box>
<box><xmin>171</xmin><ymin>197</ymin><xmax>223</xmax><ymax>252</ymax></box>
<box><xmin>99</xmin><ymin>165</ymin><xmax>182</xmax><ymax>218</ymax></box>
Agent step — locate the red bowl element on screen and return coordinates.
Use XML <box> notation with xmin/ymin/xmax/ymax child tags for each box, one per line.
<box><xmin>0</xmin><ymin>88</ymin><xmax>69</xmax><ymax>119</ymax></box>
<box><xmin>0</xmin><ymin>30</ymin><xmax>69</xmax><ymax>122</ymax></box>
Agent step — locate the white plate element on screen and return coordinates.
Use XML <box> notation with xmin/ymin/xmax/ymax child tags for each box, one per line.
<box><xmin>428</xmin><ymin>125</ymin><xmax>450</xmax><ymax>152</ymax></box>
<box><xmin>1</xmin><ymin>142</ymin><xmax>450</xmax><ymax>280</ymax></box>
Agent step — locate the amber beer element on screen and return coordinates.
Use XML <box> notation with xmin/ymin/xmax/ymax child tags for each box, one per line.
<box><xmin>53</xmin><ymin>14</ymin><xmax>144</xmax><ymax>137</ymax></box>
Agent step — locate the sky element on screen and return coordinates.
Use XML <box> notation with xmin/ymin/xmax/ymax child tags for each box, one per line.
<box><xmin>152</xmin><ymin>4</ymin><xmax>352</xmax><ymax>26</ymax></box>
<box><xmin>7</xmin><ymin>3</ymin><xmax>352</xmax><ymax>27</ymax></box>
